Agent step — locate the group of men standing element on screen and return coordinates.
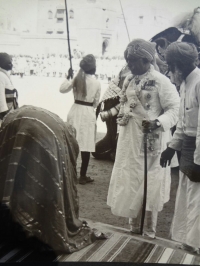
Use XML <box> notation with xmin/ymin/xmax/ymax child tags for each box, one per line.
<box><xmin>106</xmin><ymin>39</ymin><xmax>200</xmax><ymax>253</ymax></box>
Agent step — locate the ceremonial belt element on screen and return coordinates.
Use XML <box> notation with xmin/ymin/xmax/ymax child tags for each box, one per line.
<box><xmin>75</xmin><ymin>100</ymin><xmax>93</xmax><ymax>106</ymax></box>
<box><xmin>179</xmin><ymin>134</ymin><xmax>199</xmax><ymax>182</ymax></box>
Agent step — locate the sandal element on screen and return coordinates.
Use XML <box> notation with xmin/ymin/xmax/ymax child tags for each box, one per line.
<box><xmin>178</xmin><ymin>243</ymin><xmax>199</xmax><ymax>254</ymax></box>
<box><xmin>79</xmin><ymin>176</ymin><xmax>94</xmax><ymax>185</ymax></box>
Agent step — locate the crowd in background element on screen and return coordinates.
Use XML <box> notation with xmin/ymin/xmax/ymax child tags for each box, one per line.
<box><xmin>10</xmin><ymin>53</ymin><xmax>126</xmax><ymax>80</ymax></box>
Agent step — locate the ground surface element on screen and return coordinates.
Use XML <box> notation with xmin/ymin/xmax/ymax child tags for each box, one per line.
<box><xmin>77</xmin><ymin>132</ymin><xmax>179</xmax><ymax>240</ymax></box>
<box><xmin>13</xmin><ymin>75</ymin><xmax>179</xmax><ymax>240</ymax></box>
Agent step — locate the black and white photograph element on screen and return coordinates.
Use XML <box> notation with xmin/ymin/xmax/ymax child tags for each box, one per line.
<box><xmin>0</xmin><ymin>0</ymin><xmax>200</xmax><ymax>263</ymax></box>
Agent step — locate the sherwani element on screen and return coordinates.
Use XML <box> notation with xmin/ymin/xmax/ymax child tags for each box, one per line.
<box><xmin>169</xmin><ymin>67</ymin><xmax>200</xmax><ymax>248</ymax></box>
<box><xmin>107</xmin><ymin>66</ymin><xmax>180</xmax><ymax>236</ymax></box>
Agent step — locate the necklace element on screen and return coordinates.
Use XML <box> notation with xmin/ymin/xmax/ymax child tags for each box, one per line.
<box><xmin>117</xmin><ymin>66</ymin><xmax>152</xmax><ymax>126</ymax></box>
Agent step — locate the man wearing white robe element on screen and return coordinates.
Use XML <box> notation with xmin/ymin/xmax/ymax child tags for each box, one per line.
<box><xmin>161</xmin><ymin>41</ymin><xmax>200</xmax><ymax>252</ymax></box>
<box><xmin>107</xmin><ymin>39</ymin><xmax>180</xmax><ymax>238</ymax></box>
<box><xmin>0</xmin><ymin>53</ymin><xmax>18</xmax><ymax>127</ymax></box>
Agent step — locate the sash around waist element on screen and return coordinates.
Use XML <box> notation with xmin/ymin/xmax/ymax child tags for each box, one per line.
<box><xmin>75</xmin><ymin>100</ymin><xmax>93</xmax><ymax>106</ymax></box>
<box><xmin>179</xmin><ymin>134</ymin><xmax>197</xmax><ymax>180</ymax></box>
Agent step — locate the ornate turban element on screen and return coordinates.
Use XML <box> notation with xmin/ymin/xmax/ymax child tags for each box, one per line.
<box><xmin>165</xmin><ymin>42</ymin><xmax>198</xmax><ymax>64</ymax></box>
<box><xmin>124</xmin><ymin>39</ymin><xmax>156</xmax><ymax>62</ymax></box>
<box><xmin>80</xmin><ymin>54</ymin><xmax>96</xmax><ymax>72</ymax></box>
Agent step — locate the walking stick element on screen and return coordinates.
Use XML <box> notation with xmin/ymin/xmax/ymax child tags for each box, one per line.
<box><xmin>64</xmin><ymin>0</ymin><xmax>73</xmax><ymax>77</ymax></box>
<box><xmin>119</xmin><ymin>0</ymin><xmax>130</xmax><ymax>42</ymax></box>
<box><xmin>140</xmin><ymin>126</ymin><xmax>148</xmax><ymax>235</ymax></box>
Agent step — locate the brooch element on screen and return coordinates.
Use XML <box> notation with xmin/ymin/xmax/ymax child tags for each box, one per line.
<box><xmin>145</xmin><ymin>93</ymin><xmax>152</xmax><ymax>100</ymax></box>
<box><xmin>145</xmin><ymin>103</ymin><xmax>151</xmax><ymax>109</ymax></box>
<box><xmin>142</xmin><ymin>80</ymin><xmax>155</xmax><ymax>90</ymax></box>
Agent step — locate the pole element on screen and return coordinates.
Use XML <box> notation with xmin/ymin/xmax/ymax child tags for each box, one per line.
<box><xmin>119</xmin><ymin>0</ymin><xmax>131</xmax><ymax>42</ymax></box>
<box><xmin>64</xmin><ymin>0</ymin><xmax>73</xmax><ymax>72</ymax></box>
<box><xmin>140</xmin><ymin>132</ymin><xmax>148</xmax><ymax>235</ymax></box>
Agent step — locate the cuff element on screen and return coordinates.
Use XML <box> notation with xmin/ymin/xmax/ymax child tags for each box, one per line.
<box><xmin>168</xmin><ymin>140</ymin><xmax>182</xmax><ymax>151</ymax></box>
<box><xmin>157</xmin><ymin>114</ymin><xmax>172</xmax><ymax>132</ymax></box>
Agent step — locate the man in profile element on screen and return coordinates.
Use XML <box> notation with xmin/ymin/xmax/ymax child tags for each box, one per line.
<box><xmin>161</xmin><ymin>42</ymin><xmax>200</xmax><ymax>253</ymax></box>
<box><xmin>0</xmin><ymin>53</ymin><xmax>18</xmax><ymax>126</ymax></box>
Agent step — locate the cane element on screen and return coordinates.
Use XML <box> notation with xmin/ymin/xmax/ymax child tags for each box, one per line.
<box><xmin>140</xmin><ymin>121</ymin><xmax>148</xmax><ymax>235</ymax></box>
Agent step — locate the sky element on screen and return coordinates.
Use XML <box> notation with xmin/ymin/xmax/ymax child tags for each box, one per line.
<box><xmin>0</xmin><ymin>0</ymin><xmax>199</xmax><ymax>28</ymax></box>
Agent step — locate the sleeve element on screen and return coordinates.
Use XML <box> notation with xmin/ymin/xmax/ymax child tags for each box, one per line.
<box><xmin>157</xmin><ymin>77</ymin><xmax>180</xmax><ymax>131</ymax></box>
<box><xmin>168</xmin><ymin>103</ymin><xmax>185</xmax><ymax>151</ymax></box>
<box><xmin>0</xmin><ymin>79</ymin><xmax>8</xmax><ymax>113</ymax></box>
<box><xmin>194</xmin><ymin>82</ymin><xmax>200</xmax><ymax>165</ymax></box>
<box><xmin>59</xmin><ymin>79</ymin><xmax>73</xmax><ymax>93</ymax></box>
<box><xmin>93</xmin><ymin>83</ymin><xmax>101</xmax><ymax>108</ymax></box>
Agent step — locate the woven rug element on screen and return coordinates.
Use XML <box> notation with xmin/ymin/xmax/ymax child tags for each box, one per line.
<box><xmin>55</xmin><ymin>231</ymin><xmax>200</xmax><ymax>264</ymax></box>
<box><xmin>1</xmin><ymin>222</ymin><xmax>200</xmax><ymax>263</ymax></box>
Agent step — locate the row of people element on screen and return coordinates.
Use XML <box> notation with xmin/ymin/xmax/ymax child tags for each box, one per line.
<box><xmin>10</xmin><ymin>54</ymin><xmax>126</xmax><ymax>80</ymax></box>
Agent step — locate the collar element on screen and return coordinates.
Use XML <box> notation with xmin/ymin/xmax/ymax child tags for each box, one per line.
<box><xmin>85</xmin><ymin>74</ymin><xmax>95</xmax><ymax>79</ymax></box>
<box><xmin>0</xmin><ymin>67</ymin><xmax>9</xmax><ymax>76</ymax></box>
<box><xmin>0</xmin><ymin>67</ymin><xmax>12</xmax><ymax>84</ymax></box>
<box><xmin>185</xmin><ymin>67</ymin><xmax>199</xmax><ymax>84</ymax></box>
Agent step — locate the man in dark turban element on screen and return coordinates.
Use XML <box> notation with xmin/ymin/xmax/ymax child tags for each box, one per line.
<box><xmin>165</xmin><ymin>42</ymin><xmax>198</xmax><ymax>68</ymax></box>
<box><xmin>107</xmin><ymin>38</ymin><xmax>180</xmax><ymax>238</ymax></box>
<box><xmin>161</xmin><ymin>42</ymin><xmax>200</xmax><ymax>253</ymax></box>
<box><xmin>124</xmin><ymin>38</ymin><xmax>156</xmax><ymax>64</ymax></box>
<box><xmin>80</xmin><ymin>54</ymin><xmax>96</xmax><ymax>72</ymax></box>
<box><xmin>0</xmin><ymin>53</ymin><xmax>18</xmax><ymax>126</ymax></box>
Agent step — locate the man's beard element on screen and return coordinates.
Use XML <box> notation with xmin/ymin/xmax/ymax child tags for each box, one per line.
<box><xmin>168</xmin><ymin>68</ymin><xmax>183</xmax><ymax>87</ymax></box>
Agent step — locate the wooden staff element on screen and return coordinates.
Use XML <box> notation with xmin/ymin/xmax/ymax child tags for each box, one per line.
<box><xmin>64</xmin><ymin>0</ymin><xmax>73</xmax><ymax>76</ymax></box>
<box><xmin>119</xmin><ymin>0</ymin><xmax>130</xmax><ymax>42</ymax></box>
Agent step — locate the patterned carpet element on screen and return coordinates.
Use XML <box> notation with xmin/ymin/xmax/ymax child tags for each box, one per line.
<box><xmin>1</xmin><ymin>221</ymin><xmax>200</xmax><ymax>263</ymax></box>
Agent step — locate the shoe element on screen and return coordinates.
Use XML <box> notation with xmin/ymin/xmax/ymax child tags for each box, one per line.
<box><xmin>144</xmin><ymin>232</ymin><xmax>156</xmax><ymax>239</ymax></box>
<box><xmin>79</xmin><ymin>176</ymin><xmax>94</xmax><ymax>185</ymax></box>
<box><xmin>130</xmin><ymin>226</ymin><xmax>140</xmax><ymax>234</ymax></box>
<box><xmin>178</xmin><ymin>243</ymin><xmax>199</xmax><ymax>254</ymax></box>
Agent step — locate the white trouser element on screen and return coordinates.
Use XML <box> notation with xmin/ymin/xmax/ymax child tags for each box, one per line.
<box><xmin>129</xmin><ymin>210</ymin><xmax>158</xmax><ymax>238</ymax></box>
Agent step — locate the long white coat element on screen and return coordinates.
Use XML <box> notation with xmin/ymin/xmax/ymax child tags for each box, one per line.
<box><xmin>107</xmin><ymin>67</ymin><xmax>180</xmax><ymax>218</ymax></box>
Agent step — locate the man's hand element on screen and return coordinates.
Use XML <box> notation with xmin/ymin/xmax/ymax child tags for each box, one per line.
<box><xmin>160</xmin><ymin>147</ymin><xmax>176</xmax><ymax>167</ymax></box>
<box><xmin>142</xmin><ymin>120</ymin><xmax>160</xmax><ymax>133</ymax></box>
<box><xmin>67</xmin><ymin>68</ymin><xmax>74</xmax><ymax>80</ymax></box>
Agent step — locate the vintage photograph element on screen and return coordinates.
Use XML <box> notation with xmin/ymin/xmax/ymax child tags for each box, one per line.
<box><xmin>0</xmin><ymin>0</ymin><xmax>200</xmax><ymax>263</ymax></box>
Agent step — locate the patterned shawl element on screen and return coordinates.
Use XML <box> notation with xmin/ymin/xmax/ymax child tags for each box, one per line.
<box><xmin>0</xmin><ymin>106</ymin><xmax>101</xmax><ymax>254</ymax></box>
